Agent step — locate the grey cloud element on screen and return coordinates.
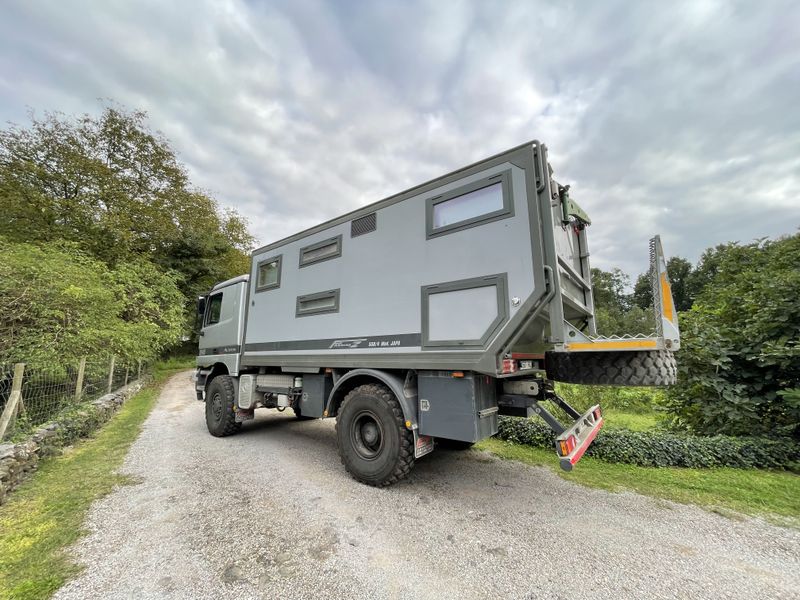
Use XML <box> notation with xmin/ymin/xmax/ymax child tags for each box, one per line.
<box><xmin>1</xmin><ymin>0</ymin><xmax>798</xmax><ymax>278</ymax></box>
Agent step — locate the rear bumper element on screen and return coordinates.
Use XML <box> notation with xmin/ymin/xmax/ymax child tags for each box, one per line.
<box><xmin>556</xmin><ymin>405</ymin><xmax>603</xmax><ymax>471</ymax></box>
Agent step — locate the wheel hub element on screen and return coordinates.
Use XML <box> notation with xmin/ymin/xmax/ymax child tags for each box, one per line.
<box><xmin>361</xmin><ymin>422</ymin><xmax>379</xmax><ymax>445</ymax></box>
<box><xmin>211</xmin><ymin>392</ymin><xmax>223</xmax><ymax>420</ymax></box>
<box><xmin>351</xmin><ymin>411</ymin><xmax>384</xmax><ymax>460</ymax></box>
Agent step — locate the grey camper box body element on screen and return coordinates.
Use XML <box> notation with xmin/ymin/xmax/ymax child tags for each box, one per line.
<box><xmin>195</xmin><ymin>140</ymin><xmax>679</xmax><ymax>481</ymax></box>
<box><xmin>229</xmin><ymin>140</ymin><xmax>593</xmax><ymax>376</ymax></box>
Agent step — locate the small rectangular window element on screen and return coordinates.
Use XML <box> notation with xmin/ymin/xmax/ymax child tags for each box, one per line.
<box><xmin>296</xmin><ymin>289</ymin><xmax>340</xmax><ymax>317</ymax></box>
<box><xmin>426</xmin><ymin>171</ymin><xmax>513</xmax><ymax>239</ymax></box>
<box><xmin>299</xmin><ymin>235</ymin><xmax>342</xmax><ymax>267</ymax></box>
<box><xmin>433</xmin><ymin>183</ymin><xmax>503</xmax><ymax>229</ymax></box>
<box><xmin>205</xmin><ymin>292</ymin><xmax>223</xmax><ymax>326</ymax></box>
<box><xmin>256</xmin><ymin>255</ymin><xmax>282</xmax><ymax>292</ymax></box>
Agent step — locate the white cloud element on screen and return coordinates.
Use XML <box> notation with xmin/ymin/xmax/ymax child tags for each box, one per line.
<box><xmin>1</xmin><ymin>0</ymin><xmax>798</xmax><ymax>277</ymax></box>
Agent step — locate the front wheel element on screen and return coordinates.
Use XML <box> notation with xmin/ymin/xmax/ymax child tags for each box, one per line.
<box><xmin>205</xmin><ymin>375</ymin><xmax>241</xmax><ymax>437</ymax></box>
<box><xmin>335</xmin><ymin>383</ymin><xmax>414</xmax><ymax>486</ymax></box>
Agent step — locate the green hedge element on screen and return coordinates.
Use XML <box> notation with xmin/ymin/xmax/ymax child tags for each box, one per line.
<box><xmin>496</xmin><ymin>417</ymin><xmax>800</xmax><ymax>471</ymax></box>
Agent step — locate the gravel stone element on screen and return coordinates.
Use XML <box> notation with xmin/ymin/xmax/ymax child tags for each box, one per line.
<box><xmin>54</xmin><ymin>372</ymin><xmax>800</xmax><ymax>600</ymax></box>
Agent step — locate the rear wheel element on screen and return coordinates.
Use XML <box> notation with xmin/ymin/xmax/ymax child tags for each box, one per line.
<box><xmin>545</xmin><ymin>350</ymin><xmax>677</xmax><ymax>386</ymax></box>
<box><xmin>335</xmin><ymin>383</ymin><xmax>414</xmax><ymax>486</ymax></box>
<box><xmin>205</xmin><ymin>375</ymin><xmax>241</xmax><ymax>437</ymax></box>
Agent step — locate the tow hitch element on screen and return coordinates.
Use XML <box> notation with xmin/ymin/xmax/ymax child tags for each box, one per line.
<box><xmin>498</xmin><ymin>381</ymin><xmax>603</xmax><ymax>471</ymax></box>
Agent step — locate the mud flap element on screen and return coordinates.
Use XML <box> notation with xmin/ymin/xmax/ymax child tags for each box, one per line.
<box><xmin>235</xmin><ymin>408</ymin><xmax>254</xmax><ymax>423</ymax></box>
<box><xmin>413</xmin><ymin>430</ymin><xmax>434</xmax><ymax>459</ymax></box>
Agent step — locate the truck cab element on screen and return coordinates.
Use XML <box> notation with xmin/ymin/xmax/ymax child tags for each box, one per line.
<box><xmin>197</xmin><ymin>275</ymin><xmax>248</xmax><ymax>383</ymax></box>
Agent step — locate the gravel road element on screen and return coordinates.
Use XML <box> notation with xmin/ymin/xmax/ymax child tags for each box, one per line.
<box><xmin>55</xmin><ymin>372</ymin><xmax>800</xmax><ymax>600</ymax></box>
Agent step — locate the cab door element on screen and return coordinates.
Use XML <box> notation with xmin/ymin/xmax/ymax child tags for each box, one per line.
<box><xmin>198</xmin><ymin>281</ymin><xmax>247</xmax><ymax>374</ymax></box>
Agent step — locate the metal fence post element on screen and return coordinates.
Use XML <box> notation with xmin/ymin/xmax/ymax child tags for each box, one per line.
<box><xmin>0</xmin><ymin>363</ymin><xmax>26</xmax><ymax>440</ymax></box>
<box><xmin>107</xmin><ymin>355</ymin><xmax>115</xmax><ymax>394</ymax></box>
<box><xmin>124</xmin><ymin>367</ymin><xmax>129</xmax><ymax>387</ymax></box>
<box><xmin>137</xmin><ymin>360</ymin><xmax>142</xmax><ymax>381</ymax></box>
<box><xmin>75</xmin><ymin>356</ymin><xmax>87</xmax><ymax>401</ymax></box>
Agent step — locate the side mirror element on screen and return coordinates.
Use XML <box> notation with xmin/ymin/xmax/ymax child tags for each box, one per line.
<box><xmin>197</xmin><ymin>296</ymin><xmax>207</xmax><ymax>318</ymax></box>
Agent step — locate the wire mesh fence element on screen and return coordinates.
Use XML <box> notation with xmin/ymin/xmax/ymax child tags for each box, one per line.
<box><xmin>0</xmin><ymin>363</ymin><xmax>16</xmax><ymax>421</ymax></box>
<box><xmin>0</xmin><ymin>356</ymin><xmax>151</xmax><ymax>440</ymax></box>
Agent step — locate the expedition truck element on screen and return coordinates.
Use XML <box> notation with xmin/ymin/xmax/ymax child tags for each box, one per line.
<box><xmin>195</xmin><ymin>140</ymin><xmax>680</xmax><ymax>486</ymax></box>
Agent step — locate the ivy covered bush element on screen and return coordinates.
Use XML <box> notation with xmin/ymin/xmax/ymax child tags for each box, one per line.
<box><xmin>497</xmin><ymin>417</ymin><xmax>799</xmax><ymax>471</ymax></box>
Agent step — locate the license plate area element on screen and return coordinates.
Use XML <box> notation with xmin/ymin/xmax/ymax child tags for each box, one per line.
<box><xmin>413</xmin><ymin>432</ymin><xmax>434</xmax><ymax>459</ymax></box>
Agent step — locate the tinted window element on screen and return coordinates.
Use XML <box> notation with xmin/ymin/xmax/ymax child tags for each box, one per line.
<box><xmin>425</xmin><ymin>171</ymin><xmax>513</xmax><ymax>239</ymax></box>
<box><xmin>299</xmin><ymin>236</ymin><xmax>342</xmax><ymax>267</ymax></box>
<box><xmin>256</xmin><ymin>256</ymin><xmax>281</xmax><ymax>291</ymax></box>
<box><xmin>205</xmin><ymin>293</ymin><xmax>223</xmax><ymax>325</ymax></box>
<box><xmin>296</xmin><ymin>289</ymin><xmax>340</xmax><ymax>317</ymax></box>
<box><xmin>432</xmin><ymin>182</ymin><xmax>504</xmax><ymax>229</ymax></box>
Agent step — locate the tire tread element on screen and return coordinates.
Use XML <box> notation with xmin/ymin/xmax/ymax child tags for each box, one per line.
<box><xmin>335</xmin><ymin>383</ymin><xmax>415</xmax><ymax>487</ymax></box>
<box><xmin>545</xmin><ymin>350</ymin><xmax>677</xmax><ymax>386</ymax></box>
<box><xmin>206</xmin><ymin>375</ymin><xmax>242</xmax><ymax>437</ymax></box>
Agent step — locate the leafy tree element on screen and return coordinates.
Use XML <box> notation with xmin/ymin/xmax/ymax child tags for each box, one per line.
<box><xmin>685</xmin><ymin>241</ymin><xmax>765</xmax><ymax>302</ymax></box>
<box><xmin>663</xmin><ymin>234</ymin><xmax>800</xmax><ymax>439</ymax></box>
<box><xmin>594</xmin><ymin>305</ymin><xmax>654</xmax><ymax>338</ymax></box>
<box><xmin>633</xmin><ymin>256</ymin><xmax>694</xmax><ymax>312</ymax></box>
<box><xmin>0</xmin><ymin>106</ymin><xmax>253</xmax><ymax>302</ymax></box>
<box><xmin>590</xmin><ymin>268</ymin><xmax>653</xmax><ymax>336</ymax></box>
<box><xmin>591</xmin><ymin>267</ymin><xmax>631</xmax><ymax>313</ymax></box>
<box><xmin>0</xmin><ymin>239</ymin><xmax>184</xmax><ymax>365</ymax></box>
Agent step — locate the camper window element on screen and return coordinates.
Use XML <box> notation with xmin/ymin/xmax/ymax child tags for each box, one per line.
<box><xmin>296</xmin><ymin>289</ymin><xmax>340</xmax><ymax>317</ymax></box>
<box><xmin>426</xmin><ymin>170</ymin><xmax>513</xmax><ymax>239</ymax></box>
<box><xmin>299</xmin><ymin>235</ymin><xmax>342</xmax><ymax>267</ymax></box>
<box><xmin>256</xmin><ymin>255</ymin><xmax>282</xmax><ymax>292</ymax></box>
<box><xmin>421</xmin><ymin>273</ymin><xmax>508</xmax><ymax>348</ymax></box>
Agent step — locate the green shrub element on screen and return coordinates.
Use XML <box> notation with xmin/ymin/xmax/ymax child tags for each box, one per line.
<box><xmin>497</xmin><ymin>416</ymin><xmax>799</xmax><ymax>471</ymax></box>
<box><xmin>664</xmin><ymin>235</ymin><xmax>800</xmax><ymax>440</ymax></box>
<box><xmin>556</xmin><ymin>383</ymin><xmax>664</xmax><ymax>414</ymax></box>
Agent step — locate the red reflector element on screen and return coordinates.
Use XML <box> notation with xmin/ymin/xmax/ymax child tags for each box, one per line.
<box><xmin>501</xmin><ymin>359</ymin><xmax>518</xmax><ymax>374</ymax></box>
<box><xmin>558</xmin><ymin>435</ymin><xmax>577</xmax><ymax>456</ymax></box>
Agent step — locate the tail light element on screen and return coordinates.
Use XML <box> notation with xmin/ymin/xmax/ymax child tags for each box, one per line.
<box><xmin>593</xmin><ymin>407</ymin><xmax>602</xmax><ymax>421</ymax></box>
<box><xmin>501</xmin><ymin>359</ymin><xmax>518</xmax><ymax>374</ymax></box>
<box><xmin>558</xmin><ymin>435</ymin><xmax>577</xmax><ymax>456</ymax></box>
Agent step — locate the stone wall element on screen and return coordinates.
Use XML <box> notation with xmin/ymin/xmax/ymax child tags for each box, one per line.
<box><xmin>0</xmin><ymin>379</ymin><xmax>148</xmax><ymax>504</ymax></box>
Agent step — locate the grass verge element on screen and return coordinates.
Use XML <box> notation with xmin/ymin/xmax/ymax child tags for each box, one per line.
<box><xmin>478</xmin><ymin>437</ymin><xmax>800</xmax><ymax>526</ymax></box>
<box><xmin>0</xmin><ymin>361</ymin><xmax>191</xmax><ymax>600</ymax></box>
<box><xmin>601</xmin><ymin>409</ymin><xmax>659</xmax><ymax>432</ymax></box>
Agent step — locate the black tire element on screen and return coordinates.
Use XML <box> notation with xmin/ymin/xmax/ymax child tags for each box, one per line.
<box><xmin>436</xmin><ymin>439</ymin><xmax>475</xmax><ymax>451</ymax></box>
<box><xmin>335</xmin><ymin>383</ymin><xmax>415</xmax><ymax>487</ymax></box>
<box><xmin>545</xmin><ymin>350</ymin><xmax>677</xmax><ymax>386</ymax></box>
<box><xmin>205</xmin><ymin>375</ymin><xmax>242</xmax><ymax>437</ymax></box>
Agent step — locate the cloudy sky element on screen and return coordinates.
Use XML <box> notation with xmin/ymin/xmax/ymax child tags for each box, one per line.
<box><xmin>1</xmin><ymin>0</ymin><xmax>798</xmax><ymax>277</ymax></box>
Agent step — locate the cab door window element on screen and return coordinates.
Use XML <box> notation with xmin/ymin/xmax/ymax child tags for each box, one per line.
<box><xmin>205</xmin><ymin>292</ymin><xmax>223</xmax><ymax>326</ymax></box>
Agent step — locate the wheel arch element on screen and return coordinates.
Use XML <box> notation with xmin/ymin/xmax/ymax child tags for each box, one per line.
<box><xmin>325</xmin><ymin>369</ymin><xmax>417</xmax><ymax>428</ymax></box>
<box><xmin>204</xmin><ymin>362</ymin><xmax>231</xmax><ymax>392</ymax></box>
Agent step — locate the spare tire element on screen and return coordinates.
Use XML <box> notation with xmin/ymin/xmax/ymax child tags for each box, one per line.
<box><xmin>545</xmin><ymin>350</ymin><xmax>677</xmax><ymax>386</ymax></box>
